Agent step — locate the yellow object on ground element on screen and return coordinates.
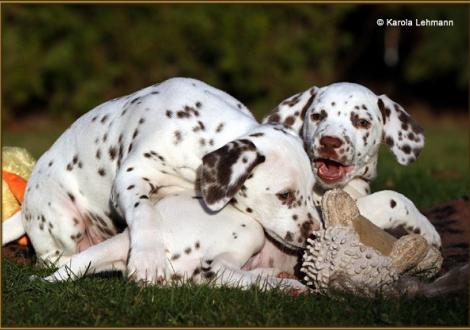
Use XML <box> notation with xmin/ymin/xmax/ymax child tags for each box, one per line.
<box><xmin>2</xmin><ymin>147</ymin><xmax>37</xmax><ymax>246</ymax></box>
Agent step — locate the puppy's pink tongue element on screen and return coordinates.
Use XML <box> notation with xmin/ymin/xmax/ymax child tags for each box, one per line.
<box><xmin>318</xmin><ymin>162</ymin><xmax>343</xmax><ymax>181</ymax></box>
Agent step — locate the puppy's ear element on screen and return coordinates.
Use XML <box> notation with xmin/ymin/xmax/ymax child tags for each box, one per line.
<box><xmin>200</xmin><ymin>139</ymin><xmax>266</xmax><ymax>211</ymax></box>
<box><xmin>262</xmin><ymin>86</ymin><xmax>319</xmax><ymax>135</ymax></box>
<box><xmin>377</xmin><ymin>95</ymin><xmax>425</xmax><ymax>165</ymax></box>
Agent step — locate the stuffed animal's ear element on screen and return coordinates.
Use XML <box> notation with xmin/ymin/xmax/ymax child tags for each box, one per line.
<box><xmin>377</xmin><ymin>95</ymin><xmax>425</xmax><ymax>165</ymax></box>
<box><xmin>200</xmin><ymin>139</ymin><xmax>266</xmax><ymax>211</ymax></box>
<box><xmin>262</xmin><ymin>86</ymin><xmax>319</xmax><ymax>135</ymax></box>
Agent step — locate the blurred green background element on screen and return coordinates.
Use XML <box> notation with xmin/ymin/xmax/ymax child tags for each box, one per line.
<box><xmin>2</xmin><ymin>4</ymin><xmax>468</xmax><ymax>120</ymax></box>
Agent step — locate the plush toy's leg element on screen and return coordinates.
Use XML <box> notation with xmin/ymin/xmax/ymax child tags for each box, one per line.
<box><xmin>390</xmin><ymin>234</ymin><xmax>429</xmax><ymax>273</ymax></box>
<box><xmin>321</xmin><ymin>189</ymin><xmax>360</xmax><ymax>227</ymax></box>
<box><xmin>356</xmin><ymin>191</ymin><xmax>441</xmax><ymax>247</ymax></box>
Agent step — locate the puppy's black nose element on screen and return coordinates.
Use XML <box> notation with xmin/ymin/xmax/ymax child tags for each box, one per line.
<box><xmin>320</xmin><ymin>135</ymin><xmax>343</xmax><ymax>149</ymax></box>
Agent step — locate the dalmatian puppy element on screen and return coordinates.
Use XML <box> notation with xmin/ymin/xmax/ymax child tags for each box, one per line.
<box><xmin>262</xmin><ymin>82</ymin><xmax>441</xmax><ymax>247</ymax></box>
<box><xmin>4</xmin><ymin>78</ymin><xmax>321</xmax><ymax>285</ymax></box>
<box><xmin>34</xmin><ymin>190</ymin><xmax>308</xmax><ymax>293</ymax></box>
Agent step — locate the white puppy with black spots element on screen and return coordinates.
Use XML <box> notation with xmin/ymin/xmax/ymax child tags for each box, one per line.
<box><xmin>36</xmin><ymin>190</ymin><xmax>307</xmax><ymax>292</ymax></box>
<box><xmin>3</xmin><ymin>78</ymin><xmax>320</xmax><ymax>286</ymax></box>
<box><xmin>263</xmin><ymin>82</ymin><xmax>440</xmax><ymax>246</ymax></box>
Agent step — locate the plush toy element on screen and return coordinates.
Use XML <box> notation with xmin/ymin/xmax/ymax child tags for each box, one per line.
<box><xmin>2</xmin><ymin>146</ymin><xmax>36</xmax><ymax>246</ymax></box>
<box><xmin>301</xmin><ymin>189</ymin><xmax>443</xmax><ymax>298</ymax></box>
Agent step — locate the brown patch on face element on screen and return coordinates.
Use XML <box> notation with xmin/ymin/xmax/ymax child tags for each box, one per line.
<box><xmin>201</xmin><ymin>139</ymin><xmax>265</xmax><ymax>206</ymax></box>
<box><xmin>284</xmin><ymin>116</ymin><xmax>295</xmax><ymax>127</ymax></box>
<box><xmin>350</xmin><ymin>112</ymin><xmax>371</xmax><ymax>129</ymax></box>
<box><xmin>269</xmin><ymin>113</ymin><xmax>280</xmax><ymax>123</ymax></box>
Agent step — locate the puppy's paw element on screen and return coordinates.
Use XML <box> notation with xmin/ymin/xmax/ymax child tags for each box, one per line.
<box><xmin>127</xmin><ymin>242</ymin><xmax>168</xmax><ymax>285</ymax></box>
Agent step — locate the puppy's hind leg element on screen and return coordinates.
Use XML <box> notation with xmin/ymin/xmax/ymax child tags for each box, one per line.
<box><xmin>39</xmin><ymin>231</ymin><xmax>130</xmax><ymax>283</ymax></box>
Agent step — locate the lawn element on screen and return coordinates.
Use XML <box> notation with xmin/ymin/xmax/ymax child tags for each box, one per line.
<box><xmin>2</xmin><ymin>117</ymin><xmax>469</xmax><ymax>327</ymax></box>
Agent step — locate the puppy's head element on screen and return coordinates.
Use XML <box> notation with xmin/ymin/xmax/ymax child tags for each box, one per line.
<box><xmin>300</xmin><ymin>82</ymin><xmax>424</xmax><ymax>189</ymax></box>
<box><xmin>200</xmin><ymin>125</ymin><xmax>321</xmax><ymax>250</ymax></box>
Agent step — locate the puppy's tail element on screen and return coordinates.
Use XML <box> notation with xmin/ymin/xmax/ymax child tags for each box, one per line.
<box><xmin>2</xmin><ymin>211</ymin><xmax>25</xmax><ymax>246</ymax></box>
<box><xmin>398</xmin><ymin>263</ymin><xmax>469</xmax><ymax>298</ymax></box>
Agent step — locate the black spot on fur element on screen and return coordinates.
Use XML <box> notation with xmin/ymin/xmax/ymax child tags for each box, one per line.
<box><xmin>98</xmin><ymin>168</ymin><xmax>106</xmax><ymax>176</ymax></box>
<box><xmin>67</xmin><ymin>192</ymin><xmax>75</xmax><ymax>202</ymax></box>
<box><xmin>402</xmin><ymin>144</ymin><xmax>411</xmax><ymax>154</ymax></box>
<box><xmin>132</xmin><ymin>129</ymin><xmax>139</xmax><ymax>140</ymax></box>
<box><xmin>109</xmin><ymin>147</ymin><xmax>117</xmax><ymax>160</ymax></box>
<box><xmin>215</xmin><ymin>123</ymin><xmax>224</xmax><ymax>133</ymax></box>
<box><xmin>385</xmin><ymin>136</ymin><xmax>394</xmax><ymax>147</ymax></box>
<box><xmin>390</xmin><ymin>199</ymin><xmax>397</xmax><ymax>208</ymax></box>
<box><xmin>174</xmin><ymin>131</ymin><xmax>182</xmax><ymax>144</ymax></box>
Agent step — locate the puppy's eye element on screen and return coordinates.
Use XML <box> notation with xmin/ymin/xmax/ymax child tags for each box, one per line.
<box><xmin>310</xmin><ymin>113</ymin><xmax>321</xmax><ymax>121</ymax></box>
<box><xmin>358</xmin><ymin>119</ymin><xmax>370</xmax><ymax>129</ymax></box>
<box><xmin>276</xmin><ymin>190</ymin><xmax>293</xmax><ymax>202</ymax></box>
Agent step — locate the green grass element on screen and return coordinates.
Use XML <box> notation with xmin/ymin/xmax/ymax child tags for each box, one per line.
<box><xmin>2</xmin><ymin>119</ymin><xmax>469</xmax><ymax>326</ymax></box>
<box><xmin>2</xmin><ymin>260</ymin><xmax>468</xmax><ymax>327</ymax></box>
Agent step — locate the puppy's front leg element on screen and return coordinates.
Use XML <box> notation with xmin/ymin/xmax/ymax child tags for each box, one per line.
<box><xmin>39</xmin><ymin>231</ymin><xmax>129</xmax><ymax>282</ymax></box>
<box><xmin>113</xmin><ymin>164</ymin><xmax>169</xmax><ymax>284</ymax></box>
<box><xmin>356</xmin><ymin>191</ymin><xmax>441</xmax><ymax>247</ymax></box>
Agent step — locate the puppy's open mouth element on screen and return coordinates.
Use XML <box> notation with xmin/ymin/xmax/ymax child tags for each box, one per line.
<box><xmin>313</xmin><ymin>158</ymin><xmax>353</xmax><ymax>183</ymax></box>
